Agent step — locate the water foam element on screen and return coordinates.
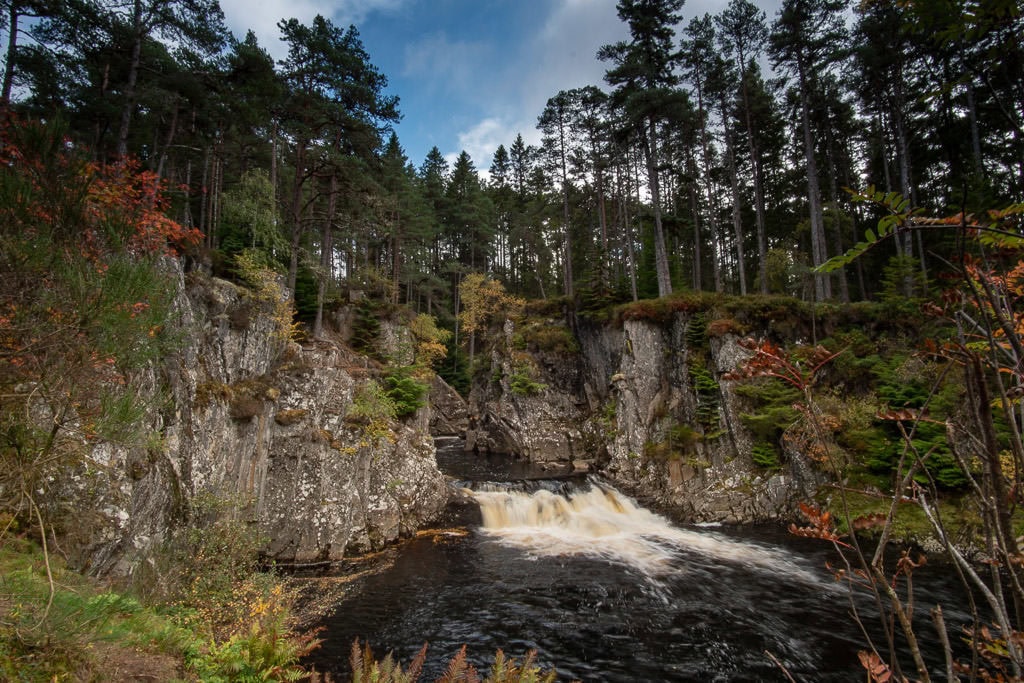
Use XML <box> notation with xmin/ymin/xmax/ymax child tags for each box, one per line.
<box><xmin>470</xmin><ymin>483</ymin><xmax>822</xmax><ymax>584</ymax></box>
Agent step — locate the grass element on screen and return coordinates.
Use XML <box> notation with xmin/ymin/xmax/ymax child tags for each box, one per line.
<box><xmin>0</xmin><ymin>522</ymin><xmax>318</xmax><ymax>682</ymax></box>
<box><xmin>0</xmin><ymin>536</ymin><xmax>191</xmax><ymax>681</ymax></box>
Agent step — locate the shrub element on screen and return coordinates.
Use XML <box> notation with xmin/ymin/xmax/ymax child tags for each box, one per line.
<box><xmin>513</xmin><ymin>323</ymin><xmax>579</xmax><ymax>355</ymax></box>
<box><xmin>234</xmin><ymin>249</ymin><xmax>298</xmax><ymax>343</ymax></box>
<box><xmin>383</xmin><ymin>367</ymin><xmax>429</xmax><ymax>418</ymax></box>
<box><xmin>751</xmin><ymin>442</ymin><xmax>782</xmax><ymax>470</ymax></box>
<box><xmin>409</xmin><ymin>314</ymin><xmax>451</xmax><ymax>368</ymax></box>
<box><xmin>688</xmin><ymin>363</ymin><xmax>721</xmax><ymax>431</ymax></box>
<box><xmin>351</xmin><ymin>298</ymin><xmax>382</xmax><ymax>358</ymax></box>
<box><xmin>346</xmin><ymin>380</ymin><xmax>398</xmax><ymax>445</ymax></box>
<box><xmin>734</xmin><ymin>379</ymin><xmax>801</xmax><ymax>447</ymax></box>
<box><xmin>509</xmin><ymin>367</ymin><xmax>547</xmax><ymax>396</ymax></box>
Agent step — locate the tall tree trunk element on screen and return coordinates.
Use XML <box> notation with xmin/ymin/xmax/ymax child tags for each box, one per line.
<box><xmin>797</xmin><ymin>58</ymin><xmax>830</xmax><ymax>301</ymax></box>
<box><xmin>617</xmin><ymin>162</ymin><xmax>639</xmax><ymax>301</ymax></box>
<box><xmin>643</xmin><ymin>119</ymin><xmax>672</xmax><ymax>298</ymax></box>
<box><xmin>313</xmin><ymin>173</ymin><xmax>337</xmax><ymax>339</ymax></box>
<box><xmin>270</xmin><ymin>125</ymin><xmax>278</xmax><ymax>205</ymax></box>
<box><xmin>391</xmin><ymin>207</ymin><xmax>402</xmax><ymax>305</ymax></box>
<box><xmin>822</xmin><ymin>128</ymin><xmax>849</xmax><ymax>303</ymax></box>
<box><xmin>596</xmin><ymin>165</ymin><xmax>609</xmax><ymax>287</ymax></box>
<box><xmin>116</xmin><ymin>0</ymin><xmax>144</xmax><ymax>158</ymax></box>
<box><xmin>721</xmin><ymin>104</ymin><xmax>747</xmax><ymax>295</ymax></box>
<box><xmin>966</xmin><ymin>80</ymin><xmax>984</xmax><ymax>177</ymax></box>
<box><xmin>686</xmin><ymin>148</ymin><xmax>703</xmax><ymax>291</ymax></box>
<box><xmin>557</xmin><ymin>116</ymin><xmax>573</xmax><ymax>298</ymax></box>
<box><xmin>1</xmin><ymin>2</ymin><xmax>20</xmax><ymax>105</ymax></box>
<box><xmin>199</xmin><ymin>146</ymin><xmax>210</xmax><ymax>247</ymax></box>
<box><xmin>287</xmin><ymin>142</ymin><xmax>307</xmax><ymax>294</ymax></box>
<box><xmin>155</xmin><ymin>102</ymin><xmax>179</xmax><ymax>180</ymax></box>
<box><xmin>738</xmin><ymin>63</ymin><xmax>769</xmax><ymax>294</ymax></box>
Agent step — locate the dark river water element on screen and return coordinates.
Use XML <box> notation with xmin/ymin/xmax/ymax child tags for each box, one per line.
<box><xmin>305</xmin><ymin>438</ymin><xmax>974</xmax><ymax>682</ymax></box>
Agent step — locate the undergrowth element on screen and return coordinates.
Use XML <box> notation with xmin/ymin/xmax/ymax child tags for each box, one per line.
<box><xmin>349</xmin><ymin>639</ymin><xmax>563</xmax><ymax>683</ymax></box>
<box><xmin>0</xmin><ymin>492</ymin><xmax>319</xmax><ymax>682</ymax></box>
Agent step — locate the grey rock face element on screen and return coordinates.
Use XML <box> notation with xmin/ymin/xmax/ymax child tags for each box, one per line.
<box><xmin>465</xmin><ymin>318</ymin><xmax>594</xmax><ymax>463</ymax></box>
<box><xmin>467</xmin><ymin>312</ymin><xmax>820</xmax><ymax>524</ymax></box>
<box><xmin>429</xmin><ymin>375</ymin><xmax>469</xmax><ymax>436</ymax></box>
<box><xmin>84</xmin><ymin>266</ymin><xmax>448</xmax><ymax>575</ymax></box>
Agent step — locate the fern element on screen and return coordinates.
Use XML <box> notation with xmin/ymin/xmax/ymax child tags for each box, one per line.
<box><xmin>436</xmin><ymin>645</ymin><xmax>481</xmax><ymax>683</ymax></box>
<box><xmin>349</xmin><ymin>639</ymin><xmax>428</xmax><ymax>683</ymax></box>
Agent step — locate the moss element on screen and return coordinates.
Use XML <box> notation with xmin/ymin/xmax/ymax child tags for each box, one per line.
<box><xmin>614</xmin><ymin>291</ymin><xmax>718</xmax><ymax>327</ymax></box>
<box><xmin>513</xmin><ymin>322</ymin><xmax>579</xmax><ymax>355</ymax></box>
<box><xmin>826</xmin><ymin>490</ymin><xmax>985</xmax><ymax>548</ymax></box>
<box><xmin>274</xmin><ymin>408</ymin><xmax>308</xmax><ymax>426</ymax></box>
<box><xmin>707</xmin><ymin>317</ymin><xmax>745</xmax><ymax>337</ymax></box>
<box><xmin>194</xmin><ymin>381</ymin><xmax>232</xmax><ymax>411</ymax></box>
<box><xmin>643</xmin><ymin>423</ymin><xmax>702</xmax><ymax>462</ymax></box>
<box><xmin>229</xmin><ymin>397</ymin><xmax>262</xmax><ymax>420</ymax></box>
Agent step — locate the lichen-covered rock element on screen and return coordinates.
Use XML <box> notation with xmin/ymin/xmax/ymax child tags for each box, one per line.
<box><xmin>81</xmin><ymin>264</ymin><xmax>448</xmax><ymax>575</ymax></box>
<box><xmin>428</xmin><ymin>375</ymin><xmax>469</xmax><ymax>436</ymax></box>
<box><xmin>466</xmin><ymin>311</ymin><xmax>821</xmax><ymax>524</ymax></box>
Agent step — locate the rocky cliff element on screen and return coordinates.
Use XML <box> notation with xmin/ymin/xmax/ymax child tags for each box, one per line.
<box><xmin>82</xmin><ymin>265</ymin><xmax>450</xmax><ymax>575</ymax></box>
<box><xmin>465</xmin><ymin>311</ymin><xmax>824</xmax><ymax>523</ymax></box>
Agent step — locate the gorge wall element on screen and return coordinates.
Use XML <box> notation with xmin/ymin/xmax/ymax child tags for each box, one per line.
<box><xmin>465</xmin><ymin>311</ymin><xmax>824</xmax><ymax>523</ymax></box>
<box><xmin>80</xmin><ymin>266</ymin><xmax>449</xmax><ymax>576</ymax></box>
<box><xmin>72</xmin><ymin>270</ymin><xmax>833</xmax><ymax>576</ymax></box>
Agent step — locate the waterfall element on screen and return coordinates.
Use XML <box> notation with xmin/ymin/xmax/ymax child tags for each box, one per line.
<box><xmin>469</xmin><ymin>482</ymin><xmax>822</xmax><ymax>584</ymax></box>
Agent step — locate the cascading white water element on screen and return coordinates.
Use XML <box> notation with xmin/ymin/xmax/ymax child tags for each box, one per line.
<box><xmin>470</xmin><ymin>483</ymin><xmax>822</xmax><ymax>584</ymax></box>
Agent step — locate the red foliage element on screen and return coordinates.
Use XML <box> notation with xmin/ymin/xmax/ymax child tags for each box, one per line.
<box><xmin>851</xmin><ymin>513</ymin><xmax>887</xmax><ymax>532</ymax></box>
<box><xmin>87</xmin><ymin>159</ymin><xmax>202</xmax><ymax>256</ymax></box>
<box><xmin>788</xmin><ymin>501</ymin><xmax>850</xmax><ymax>547</ymax></box>
<box><xmin>0</xmin><ymin>116</ymin><xmax>202</xmax><ymax>259</ymax></box>
<box><xmin>723</xmin><ymin>338</ymin><xmax>843</xmax><ymax>391</ymax></box>
<box><xmin>857</xmin><ymin>650</ymin><xmax>893</xmax><ymax>683</ymax></box>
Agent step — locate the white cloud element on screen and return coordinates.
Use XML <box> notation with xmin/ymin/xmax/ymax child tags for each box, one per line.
<box><xmin>445</xmin><ymin>0</ymin><xmax>625</xmax><ymax>173</ymax></box>
<box><xmin>517</xmin><ymin>0</ymin><xmax>625</xmax><ymax>127</ymax></box>
<box><xmin>451</xmin><ymin>117</ymin><xmax>538</xmax><ymax>174</ymax></box>
<box><xmin>219</xmin><ymin>0</ymin><xmax>408</xmax><ymax>59</ymax></box>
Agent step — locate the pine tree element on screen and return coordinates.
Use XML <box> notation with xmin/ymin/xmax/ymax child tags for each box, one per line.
<box><xmin>277</xmin><ymin>15</ymin><xmax>399</xmax><ymax>295</ymax></box>
<box><xmin>769</xmin><ymin>0</ymin><xmax>850</xmax><ymax>301</ymax></box>
<box><xmin>717</xmin><ymin>0</ymin><xmax>770</xmax><ymax>293</ymax></box>
<box><xmin>599</xmin><ymin>0</ymin><xmax>687</xmax><ymax>298</ymax></box>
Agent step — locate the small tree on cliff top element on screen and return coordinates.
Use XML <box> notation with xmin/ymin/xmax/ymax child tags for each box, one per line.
<box><xmin>458</xmin><ymin>273</ymin><xmax>524</xmax><ymax>366</ymax></box>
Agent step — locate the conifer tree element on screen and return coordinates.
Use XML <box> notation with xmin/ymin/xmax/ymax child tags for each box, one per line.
<box><xmin>599</xmin><ymin>0</ymin><xmax>686</xmax><ymax>298</ymax></box>
<box><xmin>717</xmin><ymin>0</ymin><xmax>770</xmax><ymax>293</ymax></box>
<box><xmin>769</xmin><ymin>0</ymin><xmax>850</xmax><ymax>301</ymax></box>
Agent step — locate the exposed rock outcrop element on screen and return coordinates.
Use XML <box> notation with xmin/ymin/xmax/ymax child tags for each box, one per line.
<box><xmin>465</xmin><ymin>319</ymin><xmax>594</xmax><ymax>468</ymax></box>
<box><xmin>466</xmin><ymin>312</ymin><xmax>824</xmax><ymax>523</ymax></box>
<box><xmin>82</xmin><ymin>266</ymin><xmax>449</xmax><ymax>575</ymax></box>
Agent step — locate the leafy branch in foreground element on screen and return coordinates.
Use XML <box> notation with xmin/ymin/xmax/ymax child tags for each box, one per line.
<box><xmin>764</xmin><ymin>187</ymin><xmax>1024</xmax><ymax>681</ymax></box>
<box><xmin>817</xmin><ymin>186</ymin><xmax>1024</xmax><ymax>273</ymax></box>
<box><xmin>0</xmin><ymin>118</ymin><xmax>195</xmax><ymax>568</ymax></box>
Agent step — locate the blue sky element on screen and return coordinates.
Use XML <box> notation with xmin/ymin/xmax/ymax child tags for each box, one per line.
<box><xmin>219</xmin><ymin>0</ymin><xmax>781</xmax><ymax>173</ymax></box>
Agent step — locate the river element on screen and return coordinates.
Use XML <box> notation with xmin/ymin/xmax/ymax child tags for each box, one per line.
<box><xmin>304</xmin><ymin>438</ymin><xmax>974</xmax><ymax>681</ymax></box>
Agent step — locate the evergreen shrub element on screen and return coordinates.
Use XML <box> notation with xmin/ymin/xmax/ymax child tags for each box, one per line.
<box><xmin>383</xmin><ymin>367</ymin><xmax>428</xmax><ymax>418</ymax></box>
